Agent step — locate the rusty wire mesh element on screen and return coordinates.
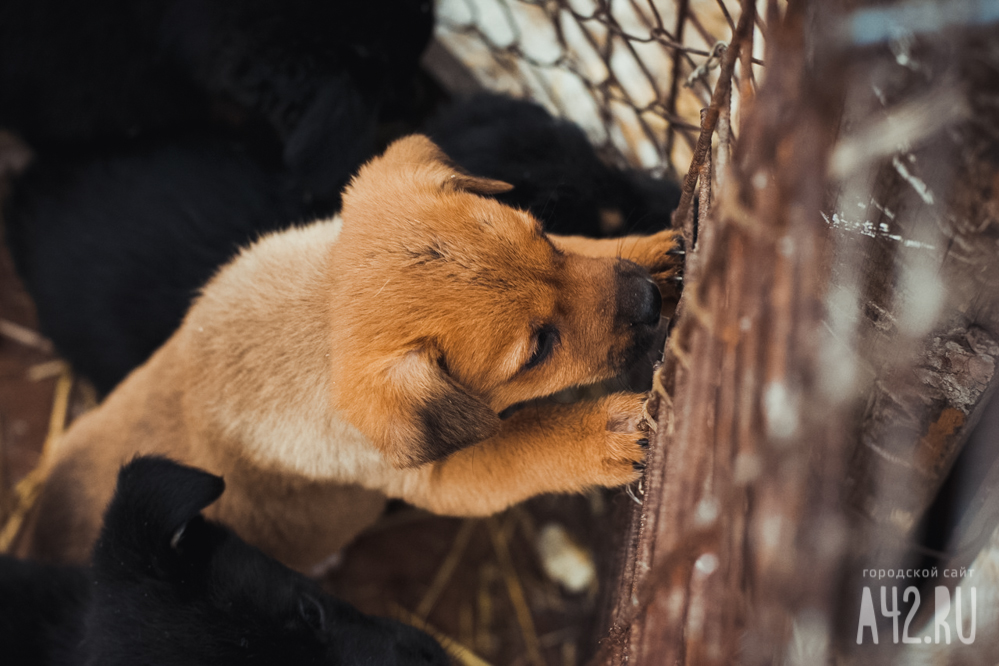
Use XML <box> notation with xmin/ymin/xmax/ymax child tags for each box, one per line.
<box><xmin>433</xmin><ymin>0</ymin><xmax>765</xmax><ymax>175</ymax></box>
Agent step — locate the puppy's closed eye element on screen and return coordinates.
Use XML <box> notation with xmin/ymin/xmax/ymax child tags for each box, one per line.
<box><xmin>524</xmin><ymin>325</ymin><xmax>559</xmax><ymax>370</ymax></box>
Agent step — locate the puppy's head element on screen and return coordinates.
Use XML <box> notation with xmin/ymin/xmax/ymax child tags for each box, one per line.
<box><xmin>330</xmin><ymin>136</ymin><xmax>662</xmax><ymax>467</ymax></box>
<box><xmin>88</xmin><ymin>457</ymin><xmax>447</xmax><ymax>665</ymax></box>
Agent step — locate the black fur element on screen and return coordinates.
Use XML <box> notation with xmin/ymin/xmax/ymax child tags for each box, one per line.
<box><xmin>0</xmin><ymin>457</ymin><xmax>447</xmax><ymax>665</ymax></box>
<box><xmin>0</xmin><ymin>0</ymin><xmax>435</xmax><ymax>208</ymax></box>
<box><xmin>0</xmin><ymin>0</ymin><xmax>436</xmax><ymax>395</ymax></box>
<box><xmin>0</xmin><ymin>558</ymin><xmax>88</xmax><ymax>666</ymax></box>
<box><xmin>5</xmin><ymin>136</ymin><xmax>308</xmax><ymax>395</ymax></box>
<box><xmin>426</xmin><ymin>94</ymin><xmax>682</xmax><ymax>237</ymax></box>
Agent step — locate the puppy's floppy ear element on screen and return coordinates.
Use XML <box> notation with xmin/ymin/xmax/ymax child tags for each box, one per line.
<box><xmin>445</xmin><ymin>173</ymin><xmax>514</xmax><ymax>195</ymax></box>
<box><xmin>335</xmin><ymin>345</ymin><xmax>501</xmax><ymax>469</ymax></box>
<box><xmin>92</xmin><ymin>456</ymin><xmax>225</xmax><ymax>579</ymax></box>
<box><xmin>406</xmin><ymin>347</ymin><xmax>502</xmax><ymax>464</ymax></box>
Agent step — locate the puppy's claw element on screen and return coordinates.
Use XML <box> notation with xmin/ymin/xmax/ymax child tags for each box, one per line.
<box><xmin>666</xmin><ymin>247</ymin><xmax>686</xmax><ymax>256</ymax></box>
<box><xmin>600</xmin><ymin>393</ymin><xmax>651</xmax><ymax>486</ymax></box>
<box><xmin>668</xmin><ymin>275</ymin><xmax>684</xmax><ymax>284</ymax></box>
<box><xmin>626</xmin><ymin>483</ymin><xmax>644</xmax><ymax>505</ymax></box>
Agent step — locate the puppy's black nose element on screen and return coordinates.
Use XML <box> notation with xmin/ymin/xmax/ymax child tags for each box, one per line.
<box><xmin>615</xmin><ymin>260</ymin><xmax>662</xmax><ymax>326</ymax></box>
<box><xmin>634</xmin><ymin>278</ymin><xmax>662</xmax><ymax>325</ymax></box>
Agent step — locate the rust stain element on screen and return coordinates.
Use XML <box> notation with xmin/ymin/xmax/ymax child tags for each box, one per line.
<box><xmin>917</xmin><ymin>407</ymin><xmax>966</xmax><ymax>475</ymax></box>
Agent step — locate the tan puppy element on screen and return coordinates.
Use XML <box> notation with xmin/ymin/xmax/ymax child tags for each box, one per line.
<box><xmin>13</xmin><ymin>136</ymin><xmax>681</xmax><ymax>572</ymax></box>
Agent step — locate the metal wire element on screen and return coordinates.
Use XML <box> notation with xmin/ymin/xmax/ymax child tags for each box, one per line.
<box><xmin>434</xmin><ymin>0</ymin><xmax>763</xmax><ymax>174</ymax></box>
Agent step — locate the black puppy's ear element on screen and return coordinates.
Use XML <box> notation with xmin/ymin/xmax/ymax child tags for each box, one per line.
<box><xmin>298</xmin><ymin>593</ymin><xmax>327</xmax><ymax>633</ymax></box>
<box><xmin>92</xmin><ymin>456</ymin><xmax>225</xmax><ymax>578</ymax></box>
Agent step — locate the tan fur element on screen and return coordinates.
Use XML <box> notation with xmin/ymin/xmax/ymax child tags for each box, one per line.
<box><xmin>13</xmin><ymin>135</ymin><xmax>681</xmax><ymax>572</ymax></box>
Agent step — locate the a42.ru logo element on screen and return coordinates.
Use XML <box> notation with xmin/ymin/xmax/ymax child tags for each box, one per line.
<box><xmin>857</xmin><ymin>586</ymin><xmax>976</xmax><ymax>645</ymax></box>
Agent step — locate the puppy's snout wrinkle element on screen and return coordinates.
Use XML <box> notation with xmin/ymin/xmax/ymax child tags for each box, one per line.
<box><xmin>615</xmin><ymin>260</ymin><xmax>662</xmax><ymax>326</ymax></box>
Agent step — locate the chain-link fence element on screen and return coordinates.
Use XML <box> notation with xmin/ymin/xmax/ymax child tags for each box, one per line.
<box><xmin>433</xmin><ymin>0</ymin><xmax>765</xmax><ymax>175</ymax></box>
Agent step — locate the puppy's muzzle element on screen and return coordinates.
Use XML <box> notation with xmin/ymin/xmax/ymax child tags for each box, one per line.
<box><xmin>615</xmin><ymin>260</ymin><xmax>662</xmax><ymax>327</ymax></box>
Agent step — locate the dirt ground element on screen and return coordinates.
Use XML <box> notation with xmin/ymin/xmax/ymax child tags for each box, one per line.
<box><xmin>0</xmin><ymin>228</ymin><xmax>628</xmax><ymax>666</ymax></box>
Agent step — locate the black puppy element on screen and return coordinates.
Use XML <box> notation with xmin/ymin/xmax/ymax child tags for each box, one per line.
<box><xmin>0</xmin><ymin>0</ymin><xmax>434</xmax><ymax>395</ymax></box>
<box><xmin>426</xmin><ymin>93</ymin><xmax>682</xmax><ymax>237</ymax></box>
<box><xmin>0</xmin><ymin>0</ymin><xmax>434</xmax><ymax>209</ymax></box>
<box><xmin>5</xmin><ymin>135</ymin><xmax>309</xmax><ymax>395</ymax></box>
<box><xmin>0</xmin><ymin>558</ymin><xmax>87</xmax><ymax>666</ymax></box>
<box><xmin>0</xmin><ymin>457</ymin><xmax>447</xmax><ymax>666</ymax></box>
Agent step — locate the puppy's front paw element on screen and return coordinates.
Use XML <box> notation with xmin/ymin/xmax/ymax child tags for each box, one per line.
<box><xmin>640</xmin><ymin>229</ymin><xmax>685</xmax><ymax>287</ymax></box>
<box><xmin>594</xmin><ymin>392</ymin><xmax>649</xmax><ymax>487</ymax></box>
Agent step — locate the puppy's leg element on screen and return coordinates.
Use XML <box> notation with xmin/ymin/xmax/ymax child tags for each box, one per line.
<box><xmin>550</xmin><ymin>228</ymin><xmax>683</xmax><ymax>282</ymax></box>
<box><xmin>384</xmin><ymin>393</ymin><xmax>648</xmax><ymax>516</ymax></box>
<box><xmin>551</xmin><ymin>229</ymin><xmax>683</xmax><ymax>313</ymax></box>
